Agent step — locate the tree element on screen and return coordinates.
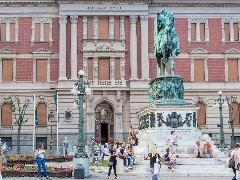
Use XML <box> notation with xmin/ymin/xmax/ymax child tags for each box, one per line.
<box><xmin>8</xmin><ymin>97</ymin><xmax>30</xmax><ymax>154</ymax></box>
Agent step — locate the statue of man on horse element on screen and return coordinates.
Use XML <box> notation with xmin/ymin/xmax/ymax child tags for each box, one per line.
<box><xmin>154</xmin><ymin>8</ymin><xmax>180</xmax><ymax>76</ymax></box>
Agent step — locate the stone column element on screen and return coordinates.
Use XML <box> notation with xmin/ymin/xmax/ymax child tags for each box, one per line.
<box><xmin>70</xmin><ymin>15</ymin><xmax>78</xmax><ymax>80</ymax></box>
<box><xmin>109</xmin><ymin>16</ymin><xmax>114</xmax><ymax>40</ymax></box>
<box><xmin>196</xmin><ymin>22</ymin><xmax>200</xmax><ymax>41</ymax></box>
<box><xmin>129</xmin><ymin>16</ymin><xmax>138</xmax><ymax>79</ymax></box>
<box><xmin>58</xmin><ymin>16</ymin><xmax>67</xmax><ymax>80</ymax></box>
<box><xmin>93</xmin><ymin>57</ymin><xmax>98</xmax><ymax>81</ymax></box>
<box><xmin>120</xmin><ymin>57</ymin><xmax>125</xmax><ymax>80</ymax></box>
<box><xmin>83</xmin><ymin>16</ymin><xmax>87</xmax><ymax>45</ymax></box>
<box><xmin>230</xmin><ymin>21</ymin><xmax>234</xmax><ymax>42</ymax></box>
<box><xmin>120</xmin><ymin>16</ymin><xmax>125</xmax><ymax>44</ymax></box>
<box><xmin>110</xmin><ymin>57</ymin><xmax>115</xmax><ymax>80</ymax></box>
<box><xmin>140</xmin><ymin>15</ymin><xmax>149</xmax><ymax>79</ymax></box>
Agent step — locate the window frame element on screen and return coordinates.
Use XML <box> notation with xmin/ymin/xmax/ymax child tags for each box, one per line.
<box><xmin>0</xmin><ymin>17</ymin><xmax>18</xmax><ymax>44</ymax></box>
<box><xmin>32</xmin><ymin>49</ymin><xmax>52</xmax><ymax>83</ymax></box>
<box><xmin>0</xmin><ymin>103</ymin><xmax>13</xmax><ymax>127</ymax></box>
<box><xmin>0</xmin><ymin>48</ymin><xmax>16</xmax><ymax>82</ymax></box>
<box><xmin>190</xmin><ymin>48</ymin><xmax>209</xmax><ymax>82</ymax></box>
<box><xmin>31</xmin><ymin>17</ymin><xmax>53</xmax><ymax>46</ymax></box>
<box><xmin>224</xmin><ymin>48</ymin><xmax>240</xmax><ymax>82</ymax></box>
<box><xmin>188</xmin><ymin>17</ymin><xmax>209</xmax><ymax>43</ymax></box>
<box><xmin>222</xmin><ymin>18</ymin><xmax>240</xmax><ymax>43</ymax></box>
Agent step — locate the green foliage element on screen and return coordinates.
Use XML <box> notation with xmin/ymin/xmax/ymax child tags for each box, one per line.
<box><xmin>90</xmin><ymin>160</ymin><xmax>109</xmax><ymax>167</ymax></box>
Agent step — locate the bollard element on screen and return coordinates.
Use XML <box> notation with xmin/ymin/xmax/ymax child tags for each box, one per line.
<box><xmin>74</xmin><ymin>164</ymin><xmax>85</xmax><ymax>179</ymax></box>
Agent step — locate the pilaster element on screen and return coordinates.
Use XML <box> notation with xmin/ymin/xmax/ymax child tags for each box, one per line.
<box><xmin>110</xmin><ymin>57</ymin><xmax>115</xmax><ymax>80</ymax></box>
<box><xmin>70</xmin><ymin>15</ymin><xmax>78</xmax><ymax>80</ymax></box>
<box><xmin>109</xmin><ymin>16</ymin><xmax>114</xmax><ymax>40</ymax></box>
<box><xmin>93</xmin><ymin>57</ymin><xmax>98</xmax><ymax>81</ymax></box>
<box><xmin>120</xmin><ymin>57</ymin><xmax>125</xmax><ymax>80</ymax></box>
<box><xmin>58</xmin><ymin>16</ymin><xmax>67</xmax><ymax>81</ymax></box>
<box><xmin>129</xmin><ymin>15</ymin><xmax>138</xmax><ymax>79</ymax></box>
<box><xmin>140</xmin><ymin>15</ymin><xmax>149</xmax><ymax>79</ymax></box>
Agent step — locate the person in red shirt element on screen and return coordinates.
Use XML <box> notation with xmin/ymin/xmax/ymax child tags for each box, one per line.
<box><xmin>203</xmin><ymin>140</ymin><xmax>212</xmax><ymax>158</ymax></box>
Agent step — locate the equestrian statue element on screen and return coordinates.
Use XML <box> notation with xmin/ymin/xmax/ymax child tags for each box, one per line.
<box><xmin>154</xmin><ymin>8</ymin><xmax>180</xmax><ymax>76</ymax></box>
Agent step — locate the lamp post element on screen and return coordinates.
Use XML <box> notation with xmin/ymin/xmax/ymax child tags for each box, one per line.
<box><xmin>213</xmin><ymin>91</ymin><xmax>228</xmax><ymax>148</ymax></box>
<box><xmin>71</xmin><ymin>70</ymin><xmax>91</xmax><ymax>178</ymax></box>
<box><xmin>48</xmin><ymin>110</ymin><xmax>55</xmax><ymax>151</ymax></box>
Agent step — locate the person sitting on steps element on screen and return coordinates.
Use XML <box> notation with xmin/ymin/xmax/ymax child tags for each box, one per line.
<box><xmin>203</xmin><ymin>140</ymin><xmax>212</xmax><ymax>158</ymax></box>
<box><xmin>195</xmin><ymin>140</ymin><xmax>203</xmax><ymax>158</ymax></box>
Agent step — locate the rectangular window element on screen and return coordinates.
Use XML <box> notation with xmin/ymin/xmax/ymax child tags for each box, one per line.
<box><xmin>115</xmin><ymin>58</ymin><xmax>121</xmax><ymax>80</ymax></box>
<box><xmin>0</xmin><ymin>137</ymin><xmax>12</xmax><ymax>149</ymax></box>
<box><xmin>224</xmin><ymin>23</ymin><xmax>230</xmax><ymax>41</ymax></box>
<box><xmin>36</xmin><ymin>59</ymin><xmax>47</xmax><ymax>82</ymax></box>
<box><xmin>234</xmin><ymin>23</ymin><xmax>239</xmax><ymax>41</ymax></box>
<box><xmin>114</xmin><ymin>17</ymin><xmax>120</xmax><ymax>39</ymax></box>
<box><xmin>228</xmin><ymin>59</ymin><xmax>238</xmax><ymax>81</ymax></box>
<box><xmin>191</xmin><ymin>23</ymin><xmax>196</xmax><ymax>41</ymax></box>
<box><xmin>200</xmin><ymin>23</ymin><xmax>205</xmax><ymax>41</ymax></box>
<box><xmin>98</xmin><ymin>17</ymin><xmax>109</xmax><ymax>39</ymax></box>
<box><xmin>88</xmin><ymin>58</ymin><xmax>93</xmax><ymax>80</ymax></box>
<box><xmin>36</xmin><ymin>137</ymin><xmax>47</xmax><ymax>150</ymax></box>
<box><xmin>87</xmin><ymin>17</ymin><xmax>93</xmax><ymax>39</ymax></box>
<box><xmin>35</xmin><ymin>23</ymin><xmax>40</xmax><ymax>41</ymax></box>
<box><xmin>0</xmin><ymin>23</ymin><xmax>6</xmax><ymax>41</ymax></box>
<box><xmin>44</xmin><ymin>23</ymin><xmax>49</xmax><ymax>41</ymax></box>
<box><xmin>99</xmin><ymin>58</ymin><xmax>110</xmax><ymax>80</ymax></box>
<box><xmin>194</xmin><ymin>59</ymin><xmax>205</xmax><ymax>81</ymax></box>
<box><xmin>2</xmin><ymin>59</ymin><xmax>13</xmax><ymax>82</ymax></box>
<box><xmin>10</xmin><ymin>23</ymin><xmax>15</xmax><ymax>41</ymax></box>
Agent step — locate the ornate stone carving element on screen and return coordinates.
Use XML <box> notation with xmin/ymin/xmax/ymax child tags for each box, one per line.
<box><xmin>93</xmin><ymin>57</ymin><xmax>98</xmax><ymax>80</ymax></box>
<box><xmin>120</xmin><ymin>57</ymin><xmax>125</xmax><ymax>80</ymax></box>
<box><xmin>225</xmin><ymin>48</ymin><xmax>240</xmax><ymax>54</ymax></box>
<box><xmin>83</xmin><ymin>16</ymin><xmax>87</xmax><ymax>23</ymax></box>
<box><xmin>32</xmin><ymin>48</ymin><xmax>52</xmax><ymax>54</ymax></box>
<box><xmin>59</xmin><ymin>16</ymin><xmax>67</xmax><ymax>24</ymax></box>
<box><xmin>32</xmin><ymin>17</ymin><xmax>51</xmax><ymax>23</ymax></box>
<box><xmin>94</xmin><ymin>43</ymin><xmax>115</xmax><ymax>51</ymax></box>
<box><xmin>0</xmin><ymin>17</ymin><xmax>17</xmax><ymax>23</ymax></box>
<box><xmin>188</xmin><ymin>17</ymin><xmax>208</xmax><ymax>23</ymax></box>
<box><xmin>157</xmin><ymin>113</ymin><xmax>163</xmax><ymax>127</ymax></box>
<box><xmin>129</xmin><ymin>16</ymin><xmax>138</xmax><ymax>24</ymax></box>
<box><xmin>149</xmin><ymin>76</ymin><xmax>185</xmax><ymax>105</ymax></box>
<box><xmin>0</xmin><ymin>48</ymin><xmax>16</xmax><ymax>54</ymax></box>
<box><xmin>117</xmin><ymin>91</ymin><xmax>121</xmax><ymax>102</ymax></box>
<box><xmin>140</xmin><ymin>15</ymin><xmax>148</xmax><ymax>22</ymax></box>
<box><xmin>93</xmin><ymin>16</ymin><xmax>98</xmax><ymax>39</ymax></box>
<box><xmin>70</xmin><ymin>15</ymin><xmax>78</xmax><ymax>24</ymax></box>
<box><xmin>120</xmin><ymin>16</ymin><xmax>125</xmax><ymax>40</ymax></box>
<box><xmin>149</xmin><ymin>112</ymin><xmax>156</xmax><ymax>128</ymax></box>
<box><xmin>110</xmin><ymin>57</ymin><xmax>115</xmax><ymax>80</ymax></box>
<box><xmin>223</xmin><ymin>18</ymin><xmax>240</xmax><ymax>23</ymax></box>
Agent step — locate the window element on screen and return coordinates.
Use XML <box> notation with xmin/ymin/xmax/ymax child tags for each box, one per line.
<box><xmin>36</xmin><ymin>137</ymin><xmax>47</xmax><ymax>150</ymax></box>
<box><xmin>36</xmin><ymin>59</ymin><xmax>47</xmax><ymax>82</ymax></box>
<box><xmin>98</xmin><ymin>58</ymin><xmax>110</xmax><ymax>80</ymax></box>
<box><xmin>2</xmin><ymin>59</ymin><xmax>13</xmax><ymax>82</ymax></box>
<box><xmin>1</xmin><ymin>103</ymin><xmax>12</xmax><ymax>126</ymax></box>
<box><xmin>114</xmin><ymin>17</ymin><xmax>120</xmax><ymax>39</ymax></box>
<box><xmin>36</xmin><ymin>103</ymin><xmax>47</xmax><ymax>126</ymax></box>
<box><xmin>98</xmin><ymin>17</ymin><xmax>109</xmax><ymax>39</ymax></box>
<box><xmin>228</xmin><ymin>59</ymin><xmax>239</xmax><ymax>81</ymax></box>
<box><xmin>87</xmin><ymin>58</ymin><xmax>93</xmax><ymax>80</ymax></box>
<box><xmin>222</xmin><ymin>18</ymin><xmax>240</xmax><ymax>42</ymax></box>
<box><xmin>0</xmin><ymin>17</ymin><xmax>18</xmax><ymax>43</ymax></box>
<box><xmin>115</xmin><ymin>58</ymin><xmax>121</xmax><ymax>80</ymax></box>
<box><xmin>87</xmin><ymin>17</ymin><xmax>93</xmax><ymax>39</ymax></box>
<box><xmin>196</xmin><ymin>102</ymin><xmax>206</xmax><ymax>126</ymax></box>
<box><xmin>188</xmin><ymin>18</ymin><xmax>209</xmax><ymax>43</ymax></box>
<box><xmin>0</xmin><ymin>137</ymin><xmax>12</xmax><ymax>149</ymax></box>
<box><xmin>231</xmin><ymin>102</ymin><xmax>240</xmax><ymax>125</ymax></box>
<box><xmin>194</xmin><ymin>59</ymin><xmax>205</xmax><ymax>81</ymax></box>
<box><xmin>31</xmin><ymin>17</ymin><xmax>53</xmax><ymax>45</ymax></box>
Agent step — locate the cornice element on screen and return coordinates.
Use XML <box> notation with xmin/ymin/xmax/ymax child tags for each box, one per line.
<box><xmin>149</xmin><ymin>0</ymin><xmax>240</xmax><ymax>7</ymax></box>
<box><xmin>58</xmin><ymin>0</ymin><xmax>149</xmax><ymax>3</ymax></box>
<box><xmin>0</xmin><ymin>0</ymin><xmax>57</xmax><ymax>6</ymax></box>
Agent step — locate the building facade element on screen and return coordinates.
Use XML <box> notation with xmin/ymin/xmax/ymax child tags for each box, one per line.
<box><xmin>0</xmin><ymin>0</ymin><xmax>240</xmax><ymax>153</ymax></box>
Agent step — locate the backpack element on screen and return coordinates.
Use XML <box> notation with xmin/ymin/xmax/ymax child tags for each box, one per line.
<box><xmin>228</xmin><ymin>156</ymin><xmax>235</xmax><ymax>168</ymax></box>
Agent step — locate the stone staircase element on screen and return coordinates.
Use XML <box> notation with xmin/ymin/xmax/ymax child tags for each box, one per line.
<box><xmin>128</xmin><ymin>153</ymin><xmax>234</xmax><ymax>177</ymax></box>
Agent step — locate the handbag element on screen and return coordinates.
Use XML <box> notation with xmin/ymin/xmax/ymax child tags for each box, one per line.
<box><xmin>228</xmin><ymin>157</ymin><xmax>235</xmax><ymax>168</ymax></box>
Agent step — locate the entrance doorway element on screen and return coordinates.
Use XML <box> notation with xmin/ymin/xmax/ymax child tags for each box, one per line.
<box><xmin>95</xmin><ymin>102</ymin><xmax>114</xmax><ymax>145</ymax></box>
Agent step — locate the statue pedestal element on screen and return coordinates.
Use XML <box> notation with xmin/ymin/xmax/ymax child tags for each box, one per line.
<box><xmin>73</xmin><ymin>157</ymin><xmax>90</xmax><ymax>177</ymax></box>
<box><xmin>136</xmin><ymin>105</ymin><xmax>199</xmax><ymax>155</ymax></box>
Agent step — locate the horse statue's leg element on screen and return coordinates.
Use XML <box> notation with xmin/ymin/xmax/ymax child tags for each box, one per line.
<box><xmin>171</xmin><ymin>55</ymin><xmax>176</xmax><ymax>71</ymax></box>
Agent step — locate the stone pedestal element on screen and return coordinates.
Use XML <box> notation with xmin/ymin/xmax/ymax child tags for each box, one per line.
<box><xmin>73</xmin><ymin>157</ymin><xmax>90</xmax><ymax>177</ymax></box>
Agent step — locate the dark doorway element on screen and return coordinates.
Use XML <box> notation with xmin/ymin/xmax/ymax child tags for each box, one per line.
<box><xmin>101</xmin><ymin>123</ymin><xmax>108</xmax><ymax>145</ymax></box>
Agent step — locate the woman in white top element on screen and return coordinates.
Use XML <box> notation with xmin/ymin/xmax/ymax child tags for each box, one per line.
<box><xmin>232</xmin><ymin>144</ymin><xmax>239</xmax><ymax>180</ymax></box>
<box><xmin>35</xmin><ymin>144</ymin><xmax>51</xmax><ymax>180</ymax></box>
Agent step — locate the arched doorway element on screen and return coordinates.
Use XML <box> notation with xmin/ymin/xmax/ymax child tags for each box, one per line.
<box><xmin>95</xmin><ymin>102</ymin><xmax>114</xmax><ymax>145</ymax></box>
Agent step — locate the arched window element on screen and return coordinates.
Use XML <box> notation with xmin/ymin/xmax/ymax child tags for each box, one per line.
<box><xmin>1</xmin><ymin>103</ymin><xmax>12</xmax><ymax>126</ymax></box>
<box><xmin>231</xmin><ymin>102</ymin><xmax>240</xmax><ymax>125</ymax></box>
<box><xmin>36</xmin><ymin>103</ymin><xmax>47</xmax><ymax>126</ymax></box>
<box><xmin>196</xmin><ymin>102</ymin><xmax>206</xmax><ymax>126</ymax></box>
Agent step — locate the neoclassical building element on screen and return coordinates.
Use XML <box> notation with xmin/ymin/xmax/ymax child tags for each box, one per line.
<box><xmin>0</xmin><ymin>0</ymin><xmax>240</xmax><ymax>153</ymax></box>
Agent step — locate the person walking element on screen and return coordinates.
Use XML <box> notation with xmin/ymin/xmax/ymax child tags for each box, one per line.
<box><xmin>108</xmin><ymin>144</ymin><xmax>117</xmax><ymax>179</ymax></box>
<box><xmin>232</xmin><ymin>144</ymin><xmax>239</xmax><ymax>180</ymax></box>
<box><xmin>35</xmin><ymin>144</ymin><xmax>51</xmax><ymax>180</ymax></box>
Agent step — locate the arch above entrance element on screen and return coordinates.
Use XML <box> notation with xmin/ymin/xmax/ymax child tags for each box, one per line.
<box><xmin>95</xmin><ymin>101</ymin><xmax>114</xmax><ymax>145</ymax></box>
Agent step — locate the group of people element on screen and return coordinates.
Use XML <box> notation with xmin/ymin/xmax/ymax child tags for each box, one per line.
<box><xmin>107</xmin><ymin>141</ymin><xmax>137</xmax><ymax>179</ymax></box>
<box><xmin>194</xmin><ymin>140</ymin><xmax>213</xmax><ymax>158</ymax></box>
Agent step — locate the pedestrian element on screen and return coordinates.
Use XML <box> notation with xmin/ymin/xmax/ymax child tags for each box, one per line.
<box><xmin>232</xmin><ymin>144</ymin><xmax>239</xmax><ymax>180</ymax></box>
<box><xmin>35</xmin><ymin>144</ymin><xmax>51</xmax><ymax>180</ymax></box>
<box><xmin>108</xmin><ymin>144</ymin><xmax>117</xmax><ymax>179</ymax></box>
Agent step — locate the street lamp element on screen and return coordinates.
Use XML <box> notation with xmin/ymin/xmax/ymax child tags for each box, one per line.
<box><xmin>213</xmin><ymin>91</ymin><xmax>228</xmax><ymax>148</ymax></box>
<box><xmin>48</xmin><ymin>110</ymin><xmax>55</xmax><ymax>150</ymax></box>
<box><xmin>71</xmin><ymin>70</ymin><xmax>91</xmax><ymax>178</ymax></box>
